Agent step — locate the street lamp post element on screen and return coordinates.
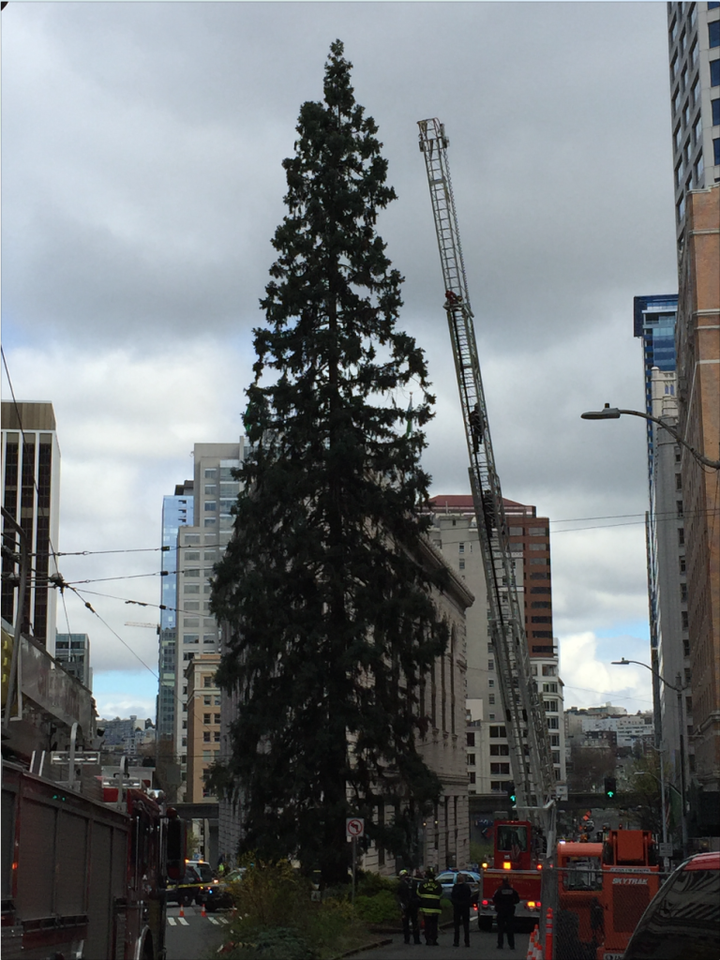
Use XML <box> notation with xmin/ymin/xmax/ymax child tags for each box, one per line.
<box><xmin>581</xmin><ymin>404</ymin><xmax>720</xmax><ymax>469</ymax></box>
<box><xmin>611</xmin><ymin>657</ymin><xmax>688</xmax><ymax>857</ymax></box>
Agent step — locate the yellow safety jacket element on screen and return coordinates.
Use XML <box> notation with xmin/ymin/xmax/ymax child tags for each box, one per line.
<box><xmin>418</xmin><ymin>878</ymin><xmax>442</xmax><ymax>914</ymax></box>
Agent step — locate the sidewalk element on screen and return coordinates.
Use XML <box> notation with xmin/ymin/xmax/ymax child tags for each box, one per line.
<box><xmin>344</xmin><ymin>926</ymin><xmax>530</xmax><ymax>959</ymax></box>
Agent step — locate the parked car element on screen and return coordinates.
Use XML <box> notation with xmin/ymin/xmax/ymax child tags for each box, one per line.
<box><xmin>623</xmin><ymin>851</ymin><xmax>720</xmax><ymax>960</ymax></box>
<box><xmin>435</xmin><ymin>870</ymin><xmax>481</xmax><ymax>904</ymax></box>
<box><xmin>166</xmin><ymin>859</ymin><xmax>215</xmax><ymax>906</ymax></box>
<box><xmin>204</xmin><ymin>867</ymin><xmax>246</xmax><ymax>912</ymax></box>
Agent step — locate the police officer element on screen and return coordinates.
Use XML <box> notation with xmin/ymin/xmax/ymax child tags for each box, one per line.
<box><xmin>492</xmin><ymin>877</ymin><xmax>520</xmax><ymax>950</ymax></box>
<box><xmin>418</xmin><ymin>868</ymin><xmax>442</xmax><ymax>946</ymax></box>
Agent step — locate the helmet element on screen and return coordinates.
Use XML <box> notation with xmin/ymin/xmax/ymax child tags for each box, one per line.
<box><xmin>399</xmin><ymin>869</ymin><xmax>409</xmax><ymax>877</ymax></box>
<box><xmin>425</xmin><ymin>868</ymin><xmax>435</xmax><ymax>879</ymax></box>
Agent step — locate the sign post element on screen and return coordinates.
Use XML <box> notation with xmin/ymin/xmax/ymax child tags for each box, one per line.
<box><xmin>346</xmin><ymin>817</ymin><xmax>365</xmax><ymax>907</ymax></box>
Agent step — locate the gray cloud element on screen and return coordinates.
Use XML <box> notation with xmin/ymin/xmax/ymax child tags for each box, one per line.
<box><xmin>1</xmin><ymin>2</ymin><xmax>677</xmax><ymax>713</ymax></box>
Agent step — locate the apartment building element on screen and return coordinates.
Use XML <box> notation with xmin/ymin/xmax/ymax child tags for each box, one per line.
<box><xmin>428</xmin><ymin>495</ymin><xmax>566</xmax><ymax>799</ymax></box>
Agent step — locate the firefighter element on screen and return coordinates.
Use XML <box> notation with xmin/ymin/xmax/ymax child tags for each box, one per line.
<box><xmin>397</xmin><ymin>869</ymin><xmax>421</xmax><ymax>945</ymax></box>
<box><xmin>418</xmin><ymin>867</ymin><xmax>443</xmax><ymax>946</ymax></box>
<box><xmin>492</xmin><ymin>877</ymin><xmax>520</xmax><ymax>950</ymax></box>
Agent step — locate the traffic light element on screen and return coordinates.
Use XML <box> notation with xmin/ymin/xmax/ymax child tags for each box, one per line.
<box><xmin>604</xmin><ymin>777</ymin><xmax>617</xmax><ymax>799</ymax></box>
<box><xmin>507</xmin><ymin>781</ymin><xmax>517</xmax><ymax>804</ymax></box>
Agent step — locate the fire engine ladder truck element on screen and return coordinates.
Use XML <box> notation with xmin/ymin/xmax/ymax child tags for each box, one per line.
<box><xmin>418</xmin><ymin>118</ymin><xmax>556</xmax><ymax>842</ymax></box>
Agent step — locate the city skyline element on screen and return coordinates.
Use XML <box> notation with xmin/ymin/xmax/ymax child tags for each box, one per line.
<box><xmin>1</xmin><ymin>3</ymin><xmax>686</xmax><ymax>719</ymax></box>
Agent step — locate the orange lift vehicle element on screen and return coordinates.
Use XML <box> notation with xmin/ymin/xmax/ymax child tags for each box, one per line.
<box><xmin>551</xmin><ymin>828</ymin><xmax>661</xmax><ymax>960</ymax></box>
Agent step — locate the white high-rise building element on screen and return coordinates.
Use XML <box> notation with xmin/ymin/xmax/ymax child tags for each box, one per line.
<box><xmin>172</xmin><ymin>440</ymin><xmax>245</xmax><ymax>801</ymax></box>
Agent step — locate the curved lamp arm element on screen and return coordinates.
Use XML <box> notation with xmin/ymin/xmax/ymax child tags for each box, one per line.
<box><xmin>581</xmin><ymin>404</ymin><xmax>720</xmax><ymax>469</ymax></box>
<box><xmin>611</xmin><ymin>657</ymin><xmax>682</xmax><ymax>693</ymax></box>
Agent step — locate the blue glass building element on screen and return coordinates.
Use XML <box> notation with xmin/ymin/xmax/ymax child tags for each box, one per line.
<box><xmin>157</xmin><ymin>482</ymin><xmax>193</xmax><ymax>741</ymax></box>
<box><xmin>633</xmin><ymin>294</ymin><xmax>679</xmax><ymax>486</ymax></box>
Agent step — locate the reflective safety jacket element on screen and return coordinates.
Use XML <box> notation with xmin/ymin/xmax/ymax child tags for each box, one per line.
<box><xmin>418</xmin><ymin>878</ymin><xmax>442</xmax><ymax>914</ymax></box>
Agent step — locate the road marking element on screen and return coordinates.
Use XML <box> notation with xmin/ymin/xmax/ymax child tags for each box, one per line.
<box><xmin>207</xmin><ymin>917</ymin><xmax>219</xmax><ymax>925</ymax></box>
<box><xmin>218</xmin><ymin>917</ymin><xmax>229</xmax><ymax>924</ymax></box>
<box><xmin>168</xmin><ymin>918</ymin><xmax>177</xmax><ymax>926</ymax></box>
<box><xmin>178</xmin><ymin>917</ymin><xmax>189</xmax><ymax>926</ymax></box>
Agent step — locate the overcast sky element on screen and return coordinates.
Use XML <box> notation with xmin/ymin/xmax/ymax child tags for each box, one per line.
<box><xmin>1</xmin><ymin>1</ymin><xmax>678</xmax><ymax>721</ymax></box>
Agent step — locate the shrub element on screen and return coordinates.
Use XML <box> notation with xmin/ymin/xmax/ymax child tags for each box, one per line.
<box><xmin>356</xmin><ymin>871</ymin><xmax>398</xmax><ymax>897</ymax></box>
<box><xmin>353</xmin><ymin>890</ymin><xmax>399</xmax><ymax>924</ymax></box>
<box><xmin>216</xmin><ymin>926</ymin><xmax>318</xmax><ymax>959</ymax></box>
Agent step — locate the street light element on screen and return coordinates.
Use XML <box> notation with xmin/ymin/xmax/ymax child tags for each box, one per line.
<box><xmin>611</xmin><ymin>657</ymin><xmax>688</xmax><ymax>856</ymax></box>
<box><xmin>581</xmin><ymin>404</ymin><xmax>720</xmax><ymax>469</ymax></box>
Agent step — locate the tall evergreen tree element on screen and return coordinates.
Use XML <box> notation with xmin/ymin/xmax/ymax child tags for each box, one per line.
<box><xmin>210</xmin><ymin>40</ymin><xmax>449</xmax><ymax>885</ymax></box>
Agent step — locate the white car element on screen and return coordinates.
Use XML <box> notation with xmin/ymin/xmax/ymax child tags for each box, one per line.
<box><xmin>435</xmin><ymin>870</ymin><xmax>481</xmax><ymax>904</ymax></box>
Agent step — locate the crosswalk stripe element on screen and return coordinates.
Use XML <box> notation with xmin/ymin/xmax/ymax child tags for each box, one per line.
<box><xmin>218</xmin><ymin>917</ymin><xmax>229</xmax><ymax>924</ymax></box>
<box><xmin>207</xmin><ymin>917</ymin><xmax>219</xmax><ymax>925</ymax></box>
<box><xmin>179</xmin><ymin>917</ymin><xmax>189</xmax><ymax>926</ymax></box>
<box><xmin>167</xmin><ymin>918</ymin><xmax>177</xmax><ymax>926</ymax></box>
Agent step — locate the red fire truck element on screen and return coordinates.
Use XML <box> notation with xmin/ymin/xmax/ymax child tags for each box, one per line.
<box><xmin>476</xmin><ymin>820</ymin><xmax>544</xmax><ymax>931</ymax></box>
<box><xmin>1</xmin><ymin>759</ymin><xmax>184</xmax><ymax>960</ymax></box>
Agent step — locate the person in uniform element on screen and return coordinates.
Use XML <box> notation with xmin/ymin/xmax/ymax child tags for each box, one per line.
<box><xmin>492</xmin><ymin>877</ymin><xmax>520</xmax><ymax>950</ymax></box>
<box><xmin>397</xmin><ymin>869</ymin><xmax>421</xmax><ymax>945</ymax></box>
<box><xmin>418</xmin><ymin>868</ymin><xmax>443</xmax><ymax>946</ymax></box>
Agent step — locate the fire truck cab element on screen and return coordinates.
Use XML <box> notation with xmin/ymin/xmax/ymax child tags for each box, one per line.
<box><xmin>477</xmin><ymin>820</ymin><xmax>543</xmax><ymax>931</ymax></box>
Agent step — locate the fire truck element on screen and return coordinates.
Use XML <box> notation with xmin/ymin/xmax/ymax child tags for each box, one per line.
<box><xmin>477</xmin><ymin>820</ymin><xmax>544</xmax><ymax>930</ymax></box>
<box><xmin>1</xmin><ymin>758</ymin><xmax>185</xmax><ymax>960</ymax></box>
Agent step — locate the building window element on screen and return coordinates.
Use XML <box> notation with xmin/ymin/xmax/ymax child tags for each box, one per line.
<box><xmin>489</xmin><ymin>694</ymin><xmax>495</xmax><ymax>705</ymax></box>
<box><xmin>204</xmin><ymin>676</ymin><xmax>213</xmax><ymax>687</ymax></box>
<box><xmin>204</xmin><ymin>713</ymin><xmax>211</xmax><ymax>724</ymax></box>
<box><xmin>469</xmin><ymin>772</ymin><xmax>476</xmax><ymax>784</ymax></box>
<box><xmin>710</xmin><ymin>20</ymin><xmax>720</xmax><ymax>48</ymax></box>
<box><xmin>488</xmin><ymin>660</ymin><xmax>495</xmax><ymax>671</ymax></box>
<box><xmin>711</xmin><ymin>59</ymin><xmax>720</xmax><ymax>86</ymax></box>
<box><xmin>204</xmin><ymin>469</ymin><xmax>217</xmax><ymax>479</ymax></box>
<box><xmin>459</xmin><ymin>560</ymin><xmax>465</xmax><ymax>570</ymax></box>
<box><xmin>467</xmin><ymin>753</ymin><xmax>476</xmax><ymax>766</ymax></box>
<box><xmin>489</xmin><ymin>726</ymin><xmax>506</xmax><ymax>738</ymax></box>
<box><xmin>490</xmin><ymin>763</ymin><xmax>510</xmax><ymax>775</ymax></box>
<box><xmin>547</xmin><ymin>717</ymin><xmax>559</xmax><ymax>730</ymax></box>
<box><xmin>203</xmin><ymin>731</ymin><xmax>211</xmax><ymax>742</ymax></box>
<box><xmin>467</xmin><ymin>732</ymin><xmax>475</xmax><ymax>747</ymax></box>
<box><xmin>490</xmin><ymin>744</ymin><xmax>509</xmax><ymax>756</ymax></box>
<box><xmin>714</xmin><ymin>138</ymin><xmax>720</xmax><ymax>166</ymax></box>
<box><xmin>204</xmin><ymin>484</ymin><xmax>217</xmax><ymax>495</ymax></box>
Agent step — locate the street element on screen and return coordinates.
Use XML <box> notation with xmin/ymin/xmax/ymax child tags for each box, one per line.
<box><xmin>348</xmin><ymin>924</ymin><xmax>531</xmax><ymax>959</ymax></box>
<box><xmin>165</xmin><ymin>903</ymin><xmax>230</xmax><ymax>959</ymax></box>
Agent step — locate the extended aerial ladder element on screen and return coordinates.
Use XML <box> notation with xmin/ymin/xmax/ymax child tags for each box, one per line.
<box><xmin>417</xmin><ymin>118</ymin><xmax>556</xmax><ymax>837</ymax></box>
